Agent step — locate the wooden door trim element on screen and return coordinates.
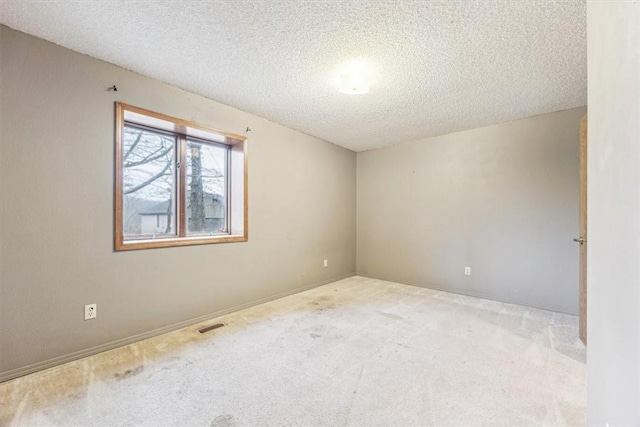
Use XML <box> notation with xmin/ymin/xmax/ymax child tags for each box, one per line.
<box><xmin>579</xmin><ymin>114</ymin><xmax>588</xmax><ymax>345</ymax></box>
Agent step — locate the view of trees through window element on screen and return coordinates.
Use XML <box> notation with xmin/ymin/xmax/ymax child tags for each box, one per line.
<box><xmin>122</xmin><ymin>125</ymin><xmax>228</xmax><ymax>239</ymax></box>
<box><xmin>186</xmin><ymin>139</ymin><xmax>227</xmax><ymax>234</ymax></box>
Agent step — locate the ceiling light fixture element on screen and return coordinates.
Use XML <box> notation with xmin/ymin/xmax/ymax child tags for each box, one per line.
<box><xmin>337</xmin><ymin>60</ymin><xmax>373</xmax><ymax>95</ymax></box>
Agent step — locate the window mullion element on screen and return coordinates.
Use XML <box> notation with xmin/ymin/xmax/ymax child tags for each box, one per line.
<box><xmin>226</xmin><ymin>146</ymin><xmax>231</xmax><ymax>233</ymax></box>
<box><xmin>178</xmin><ymin>135</ymin><xmax>187</xmax><ymax>237</ymax></box>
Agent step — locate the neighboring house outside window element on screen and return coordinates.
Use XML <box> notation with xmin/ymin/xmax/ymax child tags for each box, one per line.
<box><xmin>138</xmin><ymin>194</ymin><xmax>226</xmax><ymax>236</ymax></box>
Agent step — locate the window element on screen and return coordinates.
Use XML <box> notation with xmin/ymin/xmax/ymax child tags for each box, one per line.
<box><xmin>115</xmin><ymin>103</ymin><xmax>247</xmax><ymax>250</ymax></box>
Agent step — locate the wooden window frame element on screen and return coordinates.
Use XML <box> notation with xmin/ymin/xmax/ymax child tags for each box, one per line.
<box><xmin>115</xmin><ymin>103</ymin><xmax>248</xmax><ymax>251</ymax></box>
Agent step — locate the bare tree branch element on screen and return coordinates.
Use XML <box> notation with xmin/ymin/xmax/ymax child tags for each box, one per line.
<box><xmin>125</xmin><ymin>146</ymin><xmax>172</xmax><ymax>168</ymax></box>
<box><xmin>124</xmin><ymin>160</ymin><xmax>172</xmax><ymax>195</ymax></box>
<box><xmin>124</xmin><ymin>131</ymin><xmax>144</xmax><ymax>161</ymax></box>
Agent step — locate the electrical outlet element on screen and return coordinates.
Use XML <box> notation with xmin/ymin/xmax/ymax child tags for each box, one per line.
<box><xmin>464</xmin><ymin>267</ymin><xmax>471</xmax><ymax>276</ymax></box>
<box><xmin>84</xmin><ymin>304</ymin><xmax>97</xmax><ymax>320</ymax></box>
<box><xmin>323</xmin><ymin>259</ymin><xmax>328</xmax><ymax>268</ymax></box>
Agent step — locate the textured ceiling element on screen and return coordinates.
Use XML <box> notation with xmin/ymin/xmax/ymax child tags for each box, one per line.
<box><xmin>0</xmin><ymin>0</ymin><xmax>586</xmax><ymax>152</ymax></box>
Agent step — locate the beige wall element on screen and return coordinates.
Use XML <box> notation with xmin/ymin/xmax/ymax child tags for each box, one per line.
<box><xmin>357</xmin><ymin>107</ymin><xmax>586</xmax><ymax>314</ymax></box>
<box><xmin>587</xmin><ymin>1</ymin><xmax>640</xmax><ymax>424</ymax></box>
<box><xmin>0</xmin><ymin>26</ymin><xmax>356</xmax><ymax>380</ymax></box>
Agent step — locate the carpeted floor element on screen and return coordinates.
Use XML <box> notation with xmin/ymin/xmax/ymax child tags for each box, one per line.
<box><xmin>0</xmin><ymin>276</ymin><xmax>586</xmax><ymax>426</ymax></box>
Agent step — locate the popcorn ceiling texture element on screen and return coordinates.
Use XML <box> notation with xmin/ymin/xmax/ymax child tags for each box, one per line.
<box><xmin>0</xmin><ymin>0</ymin><xmax>586</xmax><ymax>152</ymax></box>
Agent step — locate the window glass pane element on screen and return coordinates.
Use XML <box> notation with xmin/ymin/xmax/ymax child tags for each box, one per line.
<box><xmin>186</xmin><ymin>140</ymin><xmax>227</xmax><ymax>235</ymax></box>
<box><xmin>122</xmin><ymin>125</ymin><xmax>176</xmax><ymax>239</ymax></box>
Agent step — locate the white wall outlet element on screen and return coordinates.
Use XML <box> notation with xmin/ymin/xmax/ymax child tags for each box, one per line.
<box><xmin>464</xmin><ymin>267</ymin><xmax>471</xmax><ymax>276</ymax></box>
<box><xmin>84</xmin><ymin>304</ymin><xmax>97</xmax><ymax>320</ymax></box>
<box><xmin>323</xmin><ymin>259</ymin><xmax>328</xmax><ymax>268</ymax></box>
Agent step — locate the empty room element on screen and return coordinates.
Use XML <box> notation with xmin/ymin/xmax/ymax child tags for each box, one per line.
<box><xmin>0</xmin><ymin>1</ymin><xmax>638</xmax><ymax>426</ymax></box>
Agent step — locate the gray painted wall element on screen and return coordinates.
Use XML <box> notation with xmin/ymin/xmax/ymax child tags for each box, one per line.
<box><xmin>357</xmin><ymin>107</ymin><xmax>586</xmax><ymax>314</ymax></box>
<box><xmin>0</xmin><ymin>26</ymin><xmax>356</xmax><ymax>380</ymax></box>
<box><xmin>587</xmin><ymin>1</ymin><xmax>640</xmax><ymax>424</ymax></box>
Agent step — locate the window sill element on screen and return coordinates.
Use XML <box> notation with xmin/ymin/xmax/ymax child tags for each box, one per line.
<box><xmin>115</xmin><ymin>234</ymin><xmax>247</xmax><ymax>251</ymax></box>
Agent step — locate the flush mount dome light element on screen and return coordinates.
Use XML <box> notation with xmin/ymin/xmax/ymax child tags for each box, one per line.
<box><xmin>337</xmin><ymin>60</ymin><xmax>373</xmax><ymax>95</ymax></box>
